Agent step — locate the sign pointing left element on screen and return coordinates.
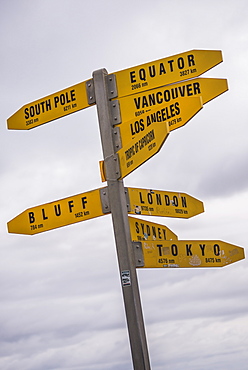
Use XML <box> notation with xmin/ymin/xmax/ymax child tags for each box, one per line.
<box><xmin>7</xmin><ymin>80</ymin><xmax>94</xmax><ymax>130</ymax></box>
<box><xmin>7</xmin><ymin>187</ymin><xmax>107</xmax><ymax>235</ymax></box>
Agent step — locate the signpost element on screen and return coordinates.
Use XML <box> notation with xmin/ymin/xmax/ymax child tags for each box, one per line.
<box><xmin>129</xmin><ymin>216</ymin><xmax>178</xmax><ymax>241</ymax></box>
<box><xmin>7</xmin><ymin>80</ymin><xmax>94</xmax><ymax>130</ymax></box>
<box><xmin>6</xmin><ymin>49</ymin><xmax>244</xmax><ymax>370</ymax></box>
<box><xmin>132</xmin><ymin>240</ymin><xmax>245</xmax><ymax>268</ymax></box>
<box><xmin>127</xmin><ymin>187</ymin><xmax>204</xmax><ymax>218</ymax></box>
<box><xmin>7</xmin><ymin>188</ymin><xmax>107</xmax><ymax>235</ymax></box>
<box><xmin>117</xmin><ymin>96</ymin><xmax>203</xmax><ymax>147</ymax></box>
<box><xmin>114</xmin><ymin>49</ymin><xmax>223</xmax><ymax>98</ymax></box>
<box><xmin>117</xmin><ymin>77</ymin><xmax>228</xmax><ymax>124</ymax></box>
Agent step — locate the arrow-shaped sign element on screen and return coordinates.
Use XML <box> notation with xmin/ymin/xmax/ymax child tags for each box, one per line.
<box><xmin>117</xmin><ymin>119</ymin><xmax>170</xmax><ymax>179</ymax></box>
<box><xmin>117</xmin><ymin>77</ymin><xmax>228</xmax><ymax>124</ymax></box>
<box><xmin>129</xmin><ymin>216</ymin><xmax>178</xmax><ymax>242</ymax></box>
<box><xmin>113</xmin><ymin>50</ymin><xmax>223</xmax><ymax>98</ymax></box>
<box><xmin>7</xmin><ymin>187</ymin><xmax>107</xmax><ymax>235</ymax></box>
<box><xmin>127</xmin><ymin>187</ymin><xmax>204</xmax><ymax>219</ymax></box>
<box><xmin>7</xmin><ymin>80</ymin><xmax>93</xmax><ymax>130</ymax></box>
<box><xmin>133</xmin><ymin>240</ymin><xmax>245</xmax><ymax>268</ymax></box>
<box><xmin>117</xmin><ymin>96</ymin><xmax>202</xmax><ymax>147</ymax></box>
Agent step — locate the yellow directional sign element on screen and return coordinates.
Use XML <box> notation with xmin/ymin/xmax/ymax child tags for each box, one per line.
<box><xmin>129</xmin><ymin>216</ymin><xmax>177</xmax><ymax>241</ymax></box>
<box><xmin>117</xmin><ymin>78</ymin><xmax>228</xmax><ymax>124</ymax></box>
<box><xmin>127</xmin><ymin>187</ymin><xmax>204</xmax><ymax>218</ymax></box>
<box><xmin>114</xmin><ymin>50</ymin><xmax>223</xmax><ymax>98</ymax></box>
<box><xmin>7</xmin><ymin>80</ymin><xmax>93</xmax><ymax>130</ymax></box>
<box><xmin>117</xmin><ymin>96</ymin><xmax>203</xmax><ymax>147</ymax></box>
<box><xmin>133</xmin><ymin>240</ymin><xmax>245</xmax><ymax>268</ymax></box>
<box><xmin>7</xmin><ymin>188</ymin><xmax>107</xmax><ymax>235</ymax></box>
<box><xmin>117</xmin><ymin>120</ymin><xmax>170</xmax><ymax>179</ymax></box>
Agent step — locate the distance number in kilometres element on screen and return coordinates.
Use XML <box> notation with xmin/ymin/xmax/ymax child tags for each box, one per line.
<box><xmin>179</xmin><ymin>67</ymin><xmax>197</xmax><ymax>77</ymax></box>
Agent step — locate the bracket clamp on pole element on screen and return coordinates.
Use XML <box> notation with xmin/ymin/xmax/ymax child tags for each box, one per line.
<box><xmin>124</xmin><ymin>187</ymin><xmax>131</xmax><ymax>212</ymax></box>
<box><xmin>100</xmin><ymin>187</ymin><xmax>110</xmax><ymax>214</ymax></box>
<box><xmin>104</xmin><ymin>154</ymin><xmax>121</xmax><ymax>181</ymax></box>
<box><xmin>109</xmin><ymin>99</ymin><xmax>121</xmax><ymax>126</ymax></box>
<box><xmin>106</xmin><ymin>73</ymin><xmax>118</xmax><ymax>100</ymax></box>
<box><xmin>132</xmin><ymin>242</ymin><xmax>145</xmax><ymax>267</ymax></box>
<box><xmin>86</xmin><ymin>79</ymin><xmax>96</xmax><ymax>105</ymax></box>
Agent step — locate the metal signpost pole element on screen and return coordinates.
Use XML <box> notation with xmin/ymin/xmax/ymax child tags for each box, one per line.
<box><xmin>92</xmin><ymin>68</ymin><xmax>151</xmax><ymax>370</ymax></box>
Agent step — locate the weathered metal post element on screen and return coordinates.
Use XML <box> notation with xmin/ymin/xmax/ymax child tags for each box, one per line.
<box><xmin>92</xmin><ymin>68</ymin><xmax>151</xmax><ymax>370</ymax></box>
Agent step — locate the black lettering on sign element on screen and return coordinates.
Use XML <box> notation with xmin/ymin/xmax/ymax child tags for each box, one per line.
<box><xmin>42</xmin><ymin>209</ymin><xmax>48</xmax><ymax>220</ymax></box>
<box><xmin>172</xmin><ymin>196</ymin><xmax>178</xmax><ymax>206</ymax></box>
<box><xmin>135</xmin><ymin>221</ymin><xmax>140</xmax><ymax>234</ymax></box>
<box><xmin>157</xmin><ymin>244</ymin><xmax>163</xmax><ymax>256</ymax></box>
<box><xmin>130</xmin><ymin>119</ymin><xmax>145</xmax><ymax>135</ymax></box>
<box><xmin>125</xmin><ymin>146</ymin><xmax>135</xmax><ymax>160</ymax></box>
<box><xmin>199</xmin><ymin>244</ymin><xmax>205</xmax><ymax>256</ymax></box>
<box><xmin>159</xmin><ymin>62</ymin><xmax>166</xmax><ymax>75</ymax></box>
<box><xmin>206</xmin><ymin>258</ymin><xmax>215</xmax><ymax>263</ymax></box>
<box><xmin>186</xmin><ymin>244</ymin><xmax>192</xmax><ymax>256</ymax></box>
<box><xmin>75</xmin><ymin>212</ymin><xmax>83</xmax><ymax>218</ymax></box>
<box><xmin>54</xmin><ymin>90</ymin><xmax>76</xmax><ymax>108</ymax></box>
<box><xmin>29</xmin><ymin>212</ymin><xmax>35</xmax><ymax>224</ymax></box>
<box><xmin>147</xmin><ymin>193</ymin><xmax>153</xmax><ymax>204</ymax></box>
<box><xmin>133</xmin><ymin>81</ymin><xmax>202</xmax><ymax>109</ymax></box>
<box><xmin>214</xmin><ymin>244</ymin><xmax>220</xmax><ymax>256</ymax></box>
<box><xmin>139</xmin><ymin>192</ymin><xmax>145</xmax><ymax>204</ymax></box>
<box><xmin>188</xmin><ymin>54</ymin><xmax>195</xmax><ymax>67</ymax></box>
<box><xmin>164</xmin><ymin>195</ymin><xmax>170</xmax><ymax>206</ymax></box>
<box><xmin>139</xmin><ymin>69</ymin><xmax>146</xmax><ymax>81</ymax></box>
<box><xmin>137</xmin><ymin>191</ymin><xmax>188</xmax><ymax>211</ymax></box>
<box><xmin>140</xmin><ymin>223</ymin><xmax>147</xmax><ymax>236</ymax></box>
<box><xmin>129</xmin><ymin>54</ymin><xmax>196</xmax><ymax>84</ymax></box>
<box><xmin>24</xmin><ymin>99</ymin><xmax>52</xmax><ymax>120</ymax></box>
<box><xmin>168</xmin><ymin>60</ymin><xmax>174</xmax><ymax>72</ymax></box>
<box><xmin>171</xmin><ymin>244</ymin><xmax>178</xmax><ymax>256</ymax></box>
<box><xmin>177</xmin><ymin>57</ymin><xmax>185</xmax><ymax>69</ymax></box>
<box><xmin>146</xmin><ymin>103</ymin><xmax>180</xmax><ymax>127</ymax></box>
<box><xmin>81</xmin><ymin>196</ymin><xmax>87</xmax><ymax>209</ymax></box>
<box><xmin>135</xmin><ymin>223</ymin><xmax>166</xmax><ymax>241</ymax></box>
<box><xmin>54</xmin><ymin>204</ymin><xmax>61</xmax><ymax>216</ymax></box>
<box><xmin>156</xmin><ymin>194</ymin><xmax>162</xmax><ymax>205</ymax></box>
<box><xmin>68</xmin><ymin>200</ymin><xmax>74</xmax><ymax>213</ymax></box>
<box><xmin>181</xmin><ymin>196</ymin><xmax>187</xmax><ymax>208</ymax></box>
<box><xmin>138</xmin><ymin>129</ymin><xmax>155</xmax><ymax>150</ymax></box>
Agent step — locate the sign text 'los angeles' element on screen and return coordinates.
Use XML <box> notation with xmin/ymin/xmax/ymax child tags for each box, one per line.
<box><xmin>117</xmin><ymin>96</ymin><xmax>202</xmax><ymax>147</ymax></box>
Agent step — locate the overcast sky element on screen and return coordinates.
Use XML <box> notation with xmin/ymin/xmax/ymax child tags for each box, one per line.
<box><xmin>1</xmin><ymin>0</ymin><xmax>248</xmax><ymax>369</ymax></box>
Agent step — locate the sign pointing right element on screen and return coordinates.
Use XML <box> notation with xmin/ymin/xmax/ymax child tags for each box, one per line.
<box><xmin>113</xmin><ymin>49</ymin><xmax>223</xmax><ymax>98</ymax></box>
<box><xmin>133</xmin><ymin>240</ymin><xmax>245</xmax><ymax>268</ymax></box>
<box><xmin>127</xmin><ymin>187</ymin><xmax>204</xmax><ymax>218</ymax></box>
<box><xmin>117</xmin><ymin>77</ymin><xmax>228</xmax><ymax>124</ymax></box>
<box><xmin>117</xmin><ymin>96</ymin><xmax>203</xmax><ymax>147</ymax></box>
